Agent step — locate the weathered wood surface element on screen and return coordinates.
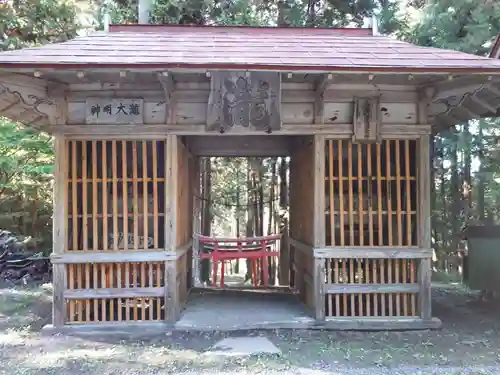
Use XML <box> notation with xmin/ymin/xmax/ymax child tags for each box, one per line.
<box><xmin>1</xmin><ymin>72</ymin><xmax>497</xmax><ymax>135</ymax></box>
<box><xmin>85</xmin><ymin>98</ymin><xmax>144</xmax><ymax>124</ymax></box>
<box><xmin>313</xmin><ymin>247</ymin><xmax>433</xmax><ymax>259</ymax></box>
<box><xmin>353</xmin><ymin>96</ymin><xmax>381</xmax><ymax>142</ymax></box>
<box><xmin>288</xmin><ymin>237</ymin><xmax>313</xmax><ymax>255</ymax></box>
<box><xmin>187</xmin><ymin>135</ymin><xmax>293</xmax><ymax>156</ymax></box>
<box><xmin>324</xmin><ymin>283</ymin><xmax>419</xmax><ymax>294</ymax></box>
<box><xmin>65</xmin><ymin>287</ymin><xmax>165</xmax><ymax>299</ymax></box>
<box><xmin>41</xmin><ymin>316</ymin><xmax>441</xmax><ymax>334</ymax></box>
<box><xmin>0</xmin><ymin>73</ymin><xmax>65</xmax><ymax>126</ymax></box>
<box><xmin>417</xmin><ymin>134</ymin><xmax>432</xmax><ymax>320</ymax></box>
<box><xmin>61</xmin><ymin>81</ymin><xmax>427</xmax><ymax>137</ymax></box>
<box><xmin>50</xmin><ymin>250</ymin><xmax>180</xmax><ymax>263</ymax></box>
<box><xmin>206</xmin><ymin>71</ymin><xmax>281</xmax><ymax>133</ymax></box>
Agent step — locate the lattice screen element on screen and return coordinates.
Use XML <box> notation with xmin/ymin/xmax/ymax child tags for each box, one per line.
<box><xmin>66</xmin><ymin>140</ymin><xmax>166</xmax><ymax>251</ymax></box>
<box><xmin>323</xmin><ymin>139</ymin><xmax>419</xmax><ymax>318</ymax></box>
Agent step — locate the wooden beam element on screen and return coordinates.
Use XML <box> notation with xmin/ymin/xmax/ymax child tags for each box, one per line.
<box><xmin>459</xmin><ymin>105</ymin><xmax>481</xmax><ymax>119</ymax></box>
<box><xmin>176</xmin><ymin>241</ymin><xmax>192</xmax><ymax>258</ymax></box>
<box><xmin>324</xmin><ymin>283</ymin><xmax>419</xmax><ymax>294</ymax></box>
<box><xmin>316</xmin><ymin>74</ymin><xmax>335</xmax><ymax>97</ymax></box>
<box><xmin>321</xmin><ymin>317</ymin><xmax>441</xmax><ymax>330</ymax></box>
<box><xmin>313</xmin><ymin>135</ymin><xmax>326</xmax><ymax>248</ymax></box>
<box><xmin>417</xmin><ymin>134</ymin><xmax>432</xmax><ymax>320</ymax></box>
<box><xmin>191</xmin><ymin>158</ymin><xmax>202</xmax><ymax>287</ymax></box>
<box><xmin>65</xmin><ymin>287</ymin><xmax>164</xmax><ymax>299</ymax></box>
<box><xmin>313</xmin><ymin>134</ymin><xmax>326</xmax><ymax>321</ymax></box>
<box><xmin>165</xmin><ymin>135</ymin><xmax>179</xmax><ymax>323</ymax></box>
<box><xmin>187</xmin><ymin>135</ymin><xmax>292</xmax><ymax>157</ymax></box>
<box><xmin>313</xmin><ymin>247</ymin><xmax>433</xmax><ymax>259</ymax></box>
<box><xmin>51</xmin><ymin>122</ymin><xmax>431</xmax><ymax>138</ymax></box>
<box><xmin>52</xmin><ymin>136</ymin><xmax>67</xmax><ymax>328</ymax></box>
<box><xmin>314</xmin><ymin>74</ymin><xmax>334</xmax><ymax>124</ymax></box>
<box><xmin>470</xmin><ymin>95</ymin><xmax>498</xmax><ymax>113</ymax></box>
<box><xmin>158</xmin><ymin>72</ymin><xmax>174</xmax><ymax>123</ymax></box>
<box><xmin>288</xmin><ymin>237</ymin><xmax>313</xmax><ymax>255</ymax></box>
<box><xmin>42</xmin><ymin>316</ymin><xmax>440</xmax><ymax>333</ymax></box>
<box><xmin>486</xmin><ymin>84</ymin><xmax>500</xmax><ymax>97</ymax></box>
<box><xmin>352</xmin><ymin>96</ymin><xmax>381</xmax><ymax>142</ymax></box>
<box><xmin>51</xmin><ymin>250</ymin><xmax>180</xmax><ymax>264</ymax></box>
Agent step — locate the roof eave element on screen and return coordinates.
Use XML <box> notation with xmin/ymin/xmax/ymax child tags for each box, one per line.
<box><xmin>1</xmin><ymin>62</ymin><xmax>500</xmax><ymax>75</ymax></box>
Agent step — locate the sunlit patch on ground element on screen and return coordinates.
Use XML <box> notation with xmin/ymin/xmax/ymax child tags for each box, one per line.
<box><xmin>1</xmin><ymin>282</ymin><xmax>500</xmax><ymax>374</ymax></box>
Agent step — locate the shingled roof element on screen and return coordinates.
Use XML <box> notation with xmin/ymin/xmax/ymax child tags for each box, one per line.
<box><xmin>1</xmin><ymin>24</ymin><xmax>500</xmax><ymax>73</ymax></box>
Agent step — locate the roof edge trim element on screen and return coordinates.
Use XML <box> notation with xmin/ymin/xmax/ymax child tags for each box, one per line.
<box><xmin>108</xmin><ymin>24</ymin><xmax>374</xmax><ymax>35</ymax></box>
<box><xmin>1</xmin><ymin>63</ymin><xmax>500</xmax><ymax>74</ymax></box>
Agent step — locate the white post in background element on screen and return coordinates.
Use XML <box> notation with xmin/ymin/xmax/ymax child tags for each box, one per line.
<box><xmin>138</xmin><ymin>0</ymin><xmax>152</xmax><ymax>24</ymax></box>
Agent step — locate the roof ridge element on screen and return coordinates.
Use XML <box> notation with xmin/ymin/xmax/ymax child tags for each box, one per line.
<box><xmin>107</xmin><ymin>24</ymin><xmax>376</xmax><ymax>37</ymax></box>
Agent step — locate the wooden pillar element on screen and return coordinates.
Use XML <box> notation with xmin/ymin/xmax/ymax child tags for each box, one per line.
<box><xmin>165</xmin><ymin>135</ymin><xmax>179</xmax><ymax>323</ymax></box>
<box><xmin>417</xmin><ymin>134</ymin><xmax>432</xmax><ymax>320</ymax></box>
<box><xmin>313</xmin><ymin>135</ymin><xmax>326</xmax><ymax>320</ymax></box>
<box><xmin>52</xmin><ymin>136</ymin><xmax>67</xmax><ymax>327</ymax></box>
<box><xmin>191</xmin><ymin>157</ymin><xmax>202</xmax><ymax>287</ymax></box>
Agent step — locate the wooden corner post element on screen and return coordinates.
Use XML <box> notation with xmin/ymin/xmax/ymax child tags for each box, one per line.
<box><xmin>191</xmin><ymin>157</ymin><xmax>202</xmax><ymax>287</ymax></box>
<box><xmin>417</xmin><ymin>134</ymin><xmax>432</xmax><ymax>320</ymax></box>
<box><xmin>165</xmin><ymin>135</ymin><xmax>179</xmax><ymax>323</ymax></box>
<box><xmin>313</xmin><ymin>135</ymin><xmax>326</xmax><ymax>320</ymax></box>
<box><xmin>52</xmin><ymin>135</ymin><xmax>68</xmax><ymax>327</ymax></box>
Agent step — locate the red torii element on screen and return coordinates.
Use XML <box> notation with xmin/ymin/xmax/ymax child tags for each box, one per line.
<box><xmin>198</xmin><ymin>234</ymin><xmax>281</xmax><ymax>288</ymax></box>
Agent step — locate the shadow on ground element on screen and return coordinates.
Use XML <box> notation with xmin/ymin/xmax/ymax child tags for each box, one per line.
<box><xmin>1</xmin><ymin>281</ymin><xmax>500</xmax><ymax>374</ymax></box>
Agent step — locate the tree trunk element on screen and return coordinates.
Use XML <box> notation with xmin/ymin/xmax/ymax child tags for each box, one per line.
<box><xmin>438</xmin><ymin>136</ymin><xmax>447</xmax><ymax>267</ymax></box>
<box><xmin>278</xmin><ymin>157</ymin><xmax>290</xmax><ymax>285</ymax></box>
<box><xmin>200</xmin><ymin>157</ymin><xmax>212</xmax><ymax>283</ymax></box>
<box><xmin>268</xmin><ymin>158</ymin><xmax>277</xmax><ymax>286</ymax></box>
<box><xmin>245</xmin><ymin>158</ymin><xmax>256</xmax><ymax>282</ymax></box>
<box><xmin>477</xmin><ymin>120</ymin><xmax>486</xmax><ymax>223</ymax></box>
<box><xmin>462</xmin><ymin>122</ymin><xmax>472</xmax><ymax>225</ymax></box>
<box><xmin>450</xmin><ymin>127</ymin><xmax>461</xmax><ymax>256</ymax></box>
<box><xmin>430</xmin><ymin>135</ymin><xmax>439</xmax><ymax>255</ymax></box>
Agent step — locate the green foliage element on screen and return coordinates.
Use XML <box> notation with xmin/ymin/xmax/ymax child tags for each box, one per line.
<box><xmin>0</xmin><ymin>0</ymin><xmax>80</xmax><ymax>51</ymax></box>
<box><xmin>408</xmin><ymin>0</ymin><xmax>500</xmax><ymax>54</ymax></box>
<box><xmin>0</xmin><ymin>119</ymin><xmax>54</xmax><ymax>252</ymax></box>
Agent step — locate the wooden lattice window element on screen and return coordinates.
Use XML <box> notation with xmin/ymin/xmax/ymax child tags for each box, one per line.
<box><xmin>324</xmin><ymin>139</ymin><xmax>418</xmax><ymax>247</ymax></box>
<box><xmin>66</xmin><ymin>140</ymin><xmax>166</xmax><ymax>251</ymax></box>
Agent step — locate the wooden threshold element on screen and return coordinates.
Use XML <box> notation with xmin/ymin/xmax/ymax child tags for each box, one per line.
<box><xmin>42</xmin><ymin>316</ymin><xmax>441</xmax><ymax>335</ymax></box>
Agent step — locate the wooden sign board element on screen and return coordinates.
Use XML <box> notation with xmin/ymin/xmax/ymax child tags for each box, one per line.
<box><xmin>207</xmin><ymin>71</ymin><xmax>281</xmax><ymax>133</ymax></box>
<box><xmin>85</xmin><ymin>98</ymin><xmax>144</xmax><ymax>124</ymax></box>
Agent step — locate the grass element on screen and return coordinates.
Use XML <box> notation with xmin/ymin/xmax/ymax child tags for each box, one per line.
<box><xmin>0</xmin><ymin>281</ymin><xmax>500</xmax><ymax>374</ymax></box>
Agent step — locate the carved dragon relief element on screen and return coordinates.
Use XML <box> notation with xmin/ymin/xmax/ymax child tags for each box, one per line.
<box><xmin>428</xmin><ymin>82</ymin><xmax>500</xmax><ymax>126</ymax></box>
<box><xmin>0</xmin><ymin>81</ymin><xmax>62</xmax><ymax>125</ymax></box>
<box><xmin>430</xmin><ymin>83</ymin><xmax>487</xmax><ymax>118</ymax></box>
<box><xmin>206</xmin><ymin>71</ymin><xmax>281</xmax><ymax>133</ymax></box>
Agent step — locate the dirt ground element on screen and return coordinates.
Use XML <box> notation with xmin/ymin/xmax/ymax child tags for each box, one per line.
<box><xmin>1</xmin><ymin>281</ymin><xmax>500</xmax><ymax>375</ymax></box>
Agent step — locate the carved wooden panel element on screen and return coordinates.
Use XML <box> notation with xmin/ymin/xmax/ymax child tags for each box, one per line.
<box><xmin>353</xmin><ymin>97</ymin><xmax>381</xmax><ymax>143</ymax></box>
<box><xmin>206</xmin><ymin>71</ymin><xmax>281</xmax><ymax>133</ymax></box>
